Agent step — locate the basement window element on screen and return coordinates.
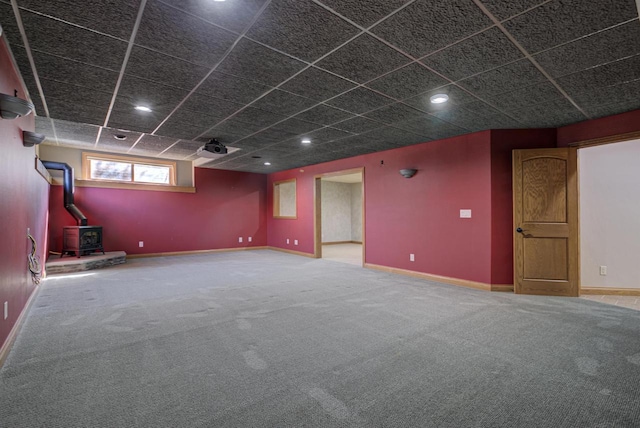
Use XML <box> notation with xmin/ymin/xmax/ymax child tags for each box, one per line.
<box><xmin>273</xmin><ymin>179</ymin><xmax>297</xmax><ymax>219</ymax></box>
<box><xmin>82</xmin><ymin>153</ymin><xmax>176</xmax><ymax>186</ymax></box>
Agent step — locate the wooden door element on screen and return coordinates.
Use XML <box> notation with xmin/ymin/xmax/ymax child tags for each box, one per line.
<box><xmin>513</xmin><ymin>148</ymin><xmax>579</xmax><ymax>296</ymax></box>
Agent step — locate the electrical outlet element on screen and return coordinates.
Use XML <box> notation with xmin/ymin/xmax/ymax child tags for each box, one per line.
<box><xmin>600</xmin><ymin>266</ymin><xmax>607</xmax><ymax>276</ymax></box>
<box><xmin>139</xmin><ymin>241</ymin><xmax>144</xmax><ymax>248</ymax></box>
<box><xmin>238</xmin><ymin>237</ymin><xmax>243</xmax><ymax>243</ymax></box>
<box><xmin>248</xmin><ymin>237</ymin><xmax>252</xmax><ymax>242</ymax></box>
<box><xmin>410</xmin><ymin>254</ymin><xmax>415</xmax><ymax>262</ymax></box>
<box><xmin>294</xmin><ymin>240</ymin><xmax>298</xmax><ymax>246</ymax></box>
<box><xmin>286</xmin><ymin>239</ymin><xmax>290</xmax><ymax>244</ymax></box>
<box><xmin>4</xmin><ymin>302</ymin><xmax>8</xmax><ymax>320</ymax></box>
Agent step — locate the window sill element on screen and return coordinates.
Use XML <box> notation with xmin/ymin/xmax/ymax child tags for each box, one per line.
<box><xmin>51</xmin><ymin>178</ymin><xmax>196</xmax><ymax>193</ymax></box>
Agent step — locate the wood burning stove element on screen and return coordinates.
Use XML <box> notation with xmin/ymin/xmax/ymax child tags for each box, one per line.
<box><xmin>62</xmin><ymin>226</ymin><xmax>105</xmax><ymax>258</ymax></box>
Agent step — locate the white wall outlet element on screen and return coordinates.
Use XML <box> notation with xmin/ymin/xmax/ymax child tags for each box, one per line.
<box><xmin>294</xmin><ymin>240</ymin><xmax>298</xmax><ymax>246</ymax></box>
<box><xmin>286</xmin><ymin>239</ymin><xmax>290</xmax><ymax>244</ymax></box>
<box><xmin>600</xmin><ymin>266</ymin><xmax>607</xmax><ymax>276</ymax></box>
<box><xmin>139</xmin><ymin>241</ymin><xmax>144</xmax><ymax>248</ymax></box>
<box><xmin>460</xmin><ymin>209</ymin><xmax>472</xmax><ymax>218</ymax></box>
<box><xmin>410</xmin><ymin>254</ymin><xmax>415</xmax><ymax>262</ymax></box>
<box><xmin>238</xmin><ymin>237</ymin><xmax>243</xmax><ymax>243</ymax></box>
<box><xmin>248</xmin><ymin>237</ymin><xmax>252</xmax><ymax>242</ymax></box>
<box><xmin>4</xmin><ymin>301</ymin><xmax>8</xmax><ymax>320</ymax></box>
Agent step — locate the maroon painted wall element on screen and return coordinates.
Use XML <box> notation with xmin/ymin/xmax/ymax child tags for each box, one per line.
<box><xmin>268</xmin><ymin>132</ymin><xmax>496</xmax><ymax>284</ymax></box>
<box><xmin>489</xmin><ymin>129</ymin><xmax>557</xmax><ymax>285</ymax></box>
<box><xmin>557</xmin><ymin>109</ymin><xmax>640</xmax><ymax>147</ymax></box>
<box><xmin>48</xmin><ymin>168</ymin><xmax>267</xmax><ymax>255</ymax></box>
<box><xmin>0</xmin><ymin>39</ymin><xmax>50</xmax><ymax>350</ymax></box>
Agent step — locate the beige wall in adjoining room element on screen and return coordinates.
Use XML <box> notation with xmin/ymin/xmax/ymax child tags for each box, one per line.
<box><xmin>579</xmin><ymin>139</ymin><xmax>640</xmax><ymax>289</ymax></box>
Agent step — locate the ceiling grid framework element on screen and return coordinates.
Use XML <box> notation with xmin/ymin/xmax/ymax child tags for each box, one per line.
<box><xmin>1</xmin><ymin>0</ymin><xmax>639</xmax><ymax>172</ymax></box>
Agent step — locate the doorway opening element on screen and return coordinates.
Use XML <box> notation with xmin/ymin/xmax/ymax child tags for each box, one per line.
<box><xmin>314</xmin><ymin>168</ymin><xmax>364</xmax><ymax>266</ymax></box>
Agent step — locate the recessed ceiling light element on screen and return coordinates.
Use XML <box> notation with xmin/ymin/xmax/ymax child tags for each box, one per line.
<box><xmin>264</xmin><ymin>162</ymin><xmax>271</xmax><ymax>166</ymax></box>
<box><xmin>113</xmin><ymin>134</ymin><xmax>127</xmax><ymax>140</ymax></box>
<box><xmin>430</xmin><ymin>94</ymin><xmax>449</xmax><ymax>104</ymax></box>
<box><xmin>251</xmin><ymin>155</ymin><xmax>262</xmax><ymax>159</ymax></box>
<box><xmin>135</xmin><ymin>105</ymin><xmax>152</xmax><ymax>112</ymax></box>
<box><xmin>301</xmin><ymin>138</ymin><xmax>311</xmax><ymax>144</ymax></box>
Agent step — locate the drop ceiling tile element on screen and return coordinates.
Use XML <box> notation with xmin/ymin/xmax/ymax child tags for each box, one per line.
<box><xmin>271</xmin><ymin>118</ymin><xmax>322</xmax><ymax>135</ymax></box>
<box><xmin>96</xmin><ymin>127</ymin><xmax>142</xmax><ymax>152</ymax></box>
<box><xmin>366</xmin><ymin>63</ymin><xmax>448</xmax><ymax>100</ymax></box>
<box><xmin>325</xmin><ymin>87</ymin><xmax>394</xmax><ymax>114</ymax></box>
<box><xmin>19</xmin><ymin>10</ymin><xmax>128</xmax><ymax>70</ymax></box>
<box><xmin>478</xmin><ymin>0</ymin><xmax>548</xmax><ymax>21</ymax></box>
<box><xmin>317</xmin><ymin>0</ymin><xmax>413</xmax><ymax>28</ymax></box>
<box><xmin>164</xmin><ymin>105</ymin><xmax>226</xmax><ymax>129</ymax></box>
<box><xmin>40</xmin><ymin>78</ymin><xmax>112</xmax><ymax>109</ymax></box>
<box><xmin>136</xmin><ymin>0</ymin><xmax>237</xmax><ymax>67</ymax></box>
<box><xmin>304</xmin><ymin>127</ymin><xmax>352</xmax><ymax>144</ymax></box>
<box><xmin>233</xmin><ymin>135</ymin><xmax>280</xmax><ymax>150</ymax></box>
<box><xmin>432</xmin><ymin>105</ymin><xmax>519</xmax><ymax>132</ymax></box>
<box><xmin>130</xmin><ymin>134</ymin><xmax>180</xmax><ymax>156</ymax></box>
<box><xmin>569</xmin><ymin>79</ymin><xmax>640</xmax><ymax>119</ymax></box>
<box><xmin>371</xmin><ymin>0</ymin><xmax>492</xmax><ymax>57</ymax></box>
<box><xmin>484</xmin><ymin>81</ymin><xmax>564</xmax><ymax>112</ymax></box>
<box><xmin>17</xmin><ymin>0</ymin><xmax>141</xmax><ymax>39</ymax></box>
<box><xmin>422</xmin><ymin>27</ymin><xmax>524</xmax><ymax>81</ymax></box>
<box><xmin>35</xmin><ymin>117</ymin><xmax>55</xmax><ymax>141</ymax></box>
<box><xmin>332</xmin><ymin>116</ymin><xmax>385</xmax><ymax>134</ymax></box>
<box><xmin>27</xmin><ymin>50</ymin><xmax>120</xmax><ymax>94</ymax></box>
<box><xmin>0</xmin><ymin>2</ymin><xmax>21</xmax><ymax>47</ymax></box>
<box><xmin>557</xmin><ymin>54</ymin><xmax>640</xmax><ymax>95</ymax></box>
<box><xmin>109</xmin><ymin>97</ymin><xmax>168</xmax><ymax>133</ymax></box>
<box><xmin>510</xmin><ymin>98</ymin><xmax>586</xmax><ymax>128</ymax></box>
<box><xmin>247</xmin><ymin>0</ymin><xmax>359</xmax><ymax>62</ymax></box>
<box><xmin>584</xmin><ymin>98</ymin><xmax>640</xmax><ymax>120</ymax></box>
<box><xmin>365</xmin><ymin>126</ymin><xmax>431</xmax><ymax>146</ymax></box>
<box><xmin>216</xmin><ymin>38</ymin><xmax>307</xmax><ymax>86</ymax></box>
<box><xmin>160</xmin><ymin>0</ymin><xmax>267</xmax><ymax>34</ymax></box>
<box><xmin>316</xmin><ymin>34</ymin><xmax>411</xmax><ymax>84</ymax></box>
<box><xmin>504</xmin><ymin>0</ymin><xmax>639</xmax><ymax>54</ymax></box>
<box><xmin>404</xmin><ymin>85</ymin><xmax>478</xmax><ymax>113</ymax></box>
<box><xmin>364</xmin><ymin>103</ymin><xmax>426</xmax><ymax>124</ymax></box>
<box><xmin>196</xmin><ymin>71</ymin><xmax>271</xmax><ymax>104</ymax></box>
<box><xmin>251</xmin><ymin>89</ymin><xmax>317</xmax><ymax>117</ymax></box>
<box><xmin>115</xmin><ymin>75</ymin><xmax>190</xmax><ymax>113</ymax></box>
<box><xmin>155</xmin><ymin>118</ymin><xmax>209</xmax><ymax>140</ymax></box>
<box><xmin>250</xmin><ymin>128</ymin><xmax>298</xmax><ymax>144</ymax></box>
<box><xmin>294</xmin><ymin>105</ymin><xmax>355</xmax><ymax>126</ymax></box>
<box><xmin>232</xmin><ymin>107</ymin><xmax>287</xmax><ymax>128</ymax></box>
<box><xmin>180</xmin><ymin>93</ymin><xmax>244</xmax><ymax>119</ymax></box>
<box><xmin>210</xmin><ymin>118</ymin><xmax>265</xmax><ymax>140</ymax></box>
<box><xmin>49</xmin><ymin>119</ymin><xmax>101</xmax><ymax>148</ymax></box>
<box><xmin>280</xmin><ymin>67</ymin><xmax>356</xmax><ymax>102</ymax></box>
<box><xmin>394</xmin><ymin>115</ymin><xmax>465</xmax><ymax>140</ymax></box>
<box><xmin>7</xmin><ymin>44</ymin><xmax>46</xmax><ymax>113</ymax></box>
<box><xmin>158</xmin><ymin>139</ymin><xmax>203</xmax><ymax>158</ymax></box>
<box><xmin>534</xmin><ymin>21</ymin><xmax>640</xmax><ymax>78</ymax></box>
<box><xmin>125</xmin><ymin>46</ymin><xmax>210</xmax><ymax>90</ymax></box>
<box><xmin>47</xmin><ymin>97</ymin><xmax>108</xmax><ymax>126</ymax></box>
<box><xmin>458</xmin><ymin>59</ymin><xmax>548</xmax><ymax>98</ymax></box>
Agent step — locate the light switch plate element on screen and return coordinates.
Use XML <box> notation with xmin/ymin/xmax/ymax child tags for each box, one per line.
<box><xmin>460</xmin><ymin>209</ymin><xmax>472</xmax><ymax>218</ymax></box>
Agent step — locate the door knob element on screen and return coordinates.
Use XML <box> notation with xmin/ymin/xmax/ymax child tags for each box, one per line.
<box><xmin>516</xmin><ymin>227</ymin><xmax>523</xmax><ymax>233</ymax></box>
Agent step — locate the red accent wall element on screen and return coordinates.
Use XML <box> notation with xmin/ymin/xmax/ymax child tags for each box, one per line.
<box><xmin>0</xmin><ymin>40</ymin><xmax>50</xmax><ymax>350</ymax></box>
<box><xmin>48</xmin><ymin>168</ymin><xmax>267</xmax><ymax>255</ymax></box>
<box><xmin>557</xmin><ymin>109</ymin><xmax>640</xmax><ymax>147</ymax></box>
<box><xmin>490</xmin><ymin>129</ymin><xmax>557</xmax><ymax>284</ymax></box>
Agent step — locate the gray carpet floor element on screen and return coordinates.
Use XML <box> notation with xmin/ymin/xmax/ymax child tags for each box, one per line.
<box><xmin>1</xmin><ymin>250</ymin><xmax>640</xmax><ymax>427</ymax></box>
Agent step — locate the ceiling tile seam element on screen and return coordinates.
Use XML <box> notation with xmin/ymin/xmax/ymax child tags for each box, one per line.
<box><xmin>16</xmin><ymin>45</ymin><xmax>124</xmax><ymax>75</ymax></box>
<box><xmin>101</xmin><ymin>0</ymin><xmax>148</xmax><ymax>131</ymax></box>
<box><xmin>637</xmin><ymin>0</ymin><xmax>640</xmax><ymax>18</ymax></box>
<box><xmin>309</xmin><ymin>0</ymin><xmax>525</xmax><ymax>126</ymax></box>
<box><xmin>156</xmin><ymin>0</ymin><xmax>242</xmax><ymax>37</ymax></box>
<box><xmin>125</xmin><ymin>133</ymin><xmax>147</xmax><ymax>153</ymax></box>
<box><xmin>12</xmin><ymin>5</ymin><xmax>131</xmax><ymax>42</ymax></box>
<box><xmin>554</xmin><ymin>52</ymin><xmax>640</xmax><ymax>81</ymax></box>
<box><xmin>490</xmin><ymin>0</ymin><xmax>555</xmax><ymax>23</ymax></box>
<box><xmin>527</xmin><ymin>18</ymin><xmax>639</xmax><ymax>58</ymax></box>
<box><xmin>471</xmin><ymin>0</ymin><xmax>591</xmax><ymax>120</ymax></box>
<box><xmin>92</xmin><ymin>126</ymin><xmax>104</xmax><ymax>148</ymax></box>
<box><xmin>417</xmin><ymin>25</ymin><xmax>498</xmax><ymax>60</ymax></box>
<box><xmin>313</xmin><ymin>0</ymin><xmax>421</xmax><ymax>33</ymax></box>
<box><xmin>9</xmin><ymin>0</ymin><xmax>50</xmax><ymax>117</ymax></box>
<box><xmin>149</xmin><ymin>0</ymin><xmax>275</xmax><ymax>136</ymax></box>
<box><xmin>157</xmin><ymin>139</ymin><xmax>183</xmax><ymax>156</ymax></box>
<box><xmin>49</xmin><ymin>118</ymin><xmax>60</xmax><ymax>146</ymax></box>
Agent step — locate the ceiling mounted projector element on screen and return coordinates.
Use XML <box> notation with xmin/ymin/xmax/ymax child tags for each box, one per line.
<box><xmin>197</xmin><ymin>138</ymin><xmax>228</xmax><ymax>158</ymax></box>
